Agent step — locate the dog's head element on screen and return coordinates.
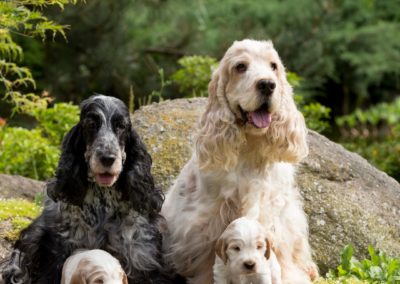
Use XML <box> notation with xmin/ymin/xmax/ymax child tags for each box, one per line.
<box><xmin>221</xmin><ymin>40</ymin><xmax>287</xmax><ymax>132</ymax></box>
<box><xmin>79</xmin><ymin>95</ymin><xmax>129</xmax><ymax>187</ymax></box>
<box><xmin>215</xmin><ymin>217</ymin><xmax>272</xmax><ymax>275</ymax></box>
<box><xmin>62</xmin><ymin>249</ymin><xmax>128</xmax><ymax>284</ymax></box>
<box><xmin>196</xmin><ymin>39</ymin><xmax>308</xmax><ymax>170</ymax></box>
<box><xmin>47</xmin><ymin>95</ymin><xmax>163</xmax><ymax>215</ymax></box>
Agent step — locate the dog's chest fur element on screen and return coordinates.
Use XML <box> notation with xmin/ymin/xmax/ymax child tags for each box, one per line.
<box><xmin>54</xmin><ymin>185</ymin><xmax>147</xmax><ymax>251</ymax></box>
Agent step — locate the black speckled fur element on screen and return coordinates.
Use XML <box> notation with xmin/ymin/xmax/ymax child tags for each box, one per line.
<box><xmin>1</xmin><ymin>95</ymin><xmax>178</xmax><ymax>284</ymax></box>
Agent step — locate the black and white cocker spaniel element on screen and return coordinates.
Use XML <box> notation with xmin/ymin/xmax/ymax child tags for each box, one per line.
<box><xmin>1</xmin><ymin>95</ymin><xmax>175</xmax><ymax>284</ymax></box>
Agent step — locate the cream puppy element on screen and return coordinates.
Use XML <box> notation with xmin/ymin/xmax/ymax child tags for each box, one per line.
<box><xmin>213</xmin><ymin>217</ymin><xmax>282</xmax><ymax>284</ymax></box>
<box><xmin>61</xmin><ymin>249</ymin><xmax>128</xmax><ymax>284</ymax></box>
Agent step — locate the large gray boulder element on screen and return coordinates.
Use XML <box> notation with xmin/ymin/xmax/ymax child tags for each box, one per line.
<box><xmin>0</xmin><ymin>174</ymin><xmax>45</xmax><ymax>200</ymax></box>
<box><xmin>132</xmin><ymin>98</ymin><xmax>400</xmax><ymax>273</ymax></box>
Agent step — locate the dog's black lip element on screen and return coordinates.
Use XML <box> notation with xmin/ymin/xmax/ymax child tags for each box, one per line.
<box><xmin>238</xmin><ymin>105</ymin><xmax>247</xmax><ymax>123</ymax></box>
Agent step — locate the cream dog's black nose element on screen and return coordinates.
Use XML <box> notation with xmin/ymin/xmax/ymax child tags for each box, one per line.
<box><xmin>256</xmin><ymin>79</ymin><xmax>275</xmax><ymax>96</ymax></box>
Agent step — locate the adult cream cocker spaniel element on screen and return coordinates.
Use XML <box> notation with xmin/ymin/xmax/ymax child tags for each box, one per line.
<box><xmin>161</xmin><ymin>39</ymin><xmax>318</xmax><ymax>284</ymax></box>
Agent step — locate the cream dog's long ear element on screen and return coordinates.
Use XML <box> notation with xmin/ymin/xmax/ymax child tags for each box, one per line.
<box><xmin>265</xmin><ymin>60</ymin><xmax>308</xmax><ymax>163</ymax></box>
<box><xmin>265</xmin><ymin>238</ymin><xmax>272</xmax><ymax>260</ymax></box>
<box><xmin>196</xmin><ymin>62</ymin><xmax>244</xmax><ymax>171</ymax></box>
<box><xmin>215</xmin><ymin>237</ymin><xmax>228</xmax><ymax>265</ymax></box>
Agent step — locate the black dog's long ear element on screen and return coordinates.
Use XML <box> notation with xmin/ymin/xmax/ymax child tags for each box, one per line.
<box><xmin>117</xmin><ymin>128</ymin><xmax>163</xmax><ymax>217</ymax></box>
<box><xmin>47</xmin><ymin>124</ymin><xmax>88</xmax><ymax>206</ymax></box>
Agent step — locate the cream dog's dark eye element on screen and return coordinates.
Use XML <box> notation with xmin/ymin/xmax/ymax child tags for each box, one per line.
<box><xmin>232</xmin><ymin>246</ymin><xmax>241</xmax><ymax>251</ymax></box>
<box><xmin>235</xmin><ymin>63</ymin><xmax>247</xmax><ymax>73</ymax></box>
<box><xmin>271</xmin><ymin>62</ymin><xmax>277</xmax><ymax>71</ymax></box>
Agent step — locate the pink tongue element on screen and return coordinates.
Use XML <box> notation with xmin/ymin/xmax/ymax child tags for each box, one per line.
<box><xmin>248</xmin><ymin>111</ymin><xmax>272</xmax><ymax>128</ymax></box>
<box><xmin>96</xmin><ymin>173</ymin><xmax>115</xmax><ymax>185</ymax></box>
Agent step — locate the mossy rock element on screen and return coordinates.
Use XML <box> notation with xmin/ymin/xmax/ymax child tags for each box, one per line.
<box><xmin>0</xmin><ymin>198</ymin><xmax>42</xmax><ymax>259</ymax></box>
<box><xmin>132</xmin><ymin>98</ymin><xmax>400</xmax><ymax>274</ymax></box>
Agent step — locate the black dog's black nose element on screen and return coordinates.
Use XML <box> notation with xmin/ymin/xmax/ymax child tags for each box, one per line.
<box><xmin>256</xmin><ymin>79</ymin><xmax>276</xmax><ymax>96</ymax></box>
<box><xmin>243</xmin><ymin>260</ymin><xmax>256</xmax><ymax>270</ymax></box>
<box><xmin>100</xmin><ymin>155</ymin><xmax>116</xmax><ymax>167</ymax></box>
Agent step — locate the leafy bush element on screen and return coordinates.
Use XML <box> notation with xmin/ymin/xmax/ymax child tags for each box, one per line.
<box><xmin>0</xmin><ymin>103</ymin><xmax>79</xmax><ymax>180</ymax></box>
<box><xmin>0</xmin><ymin>127</ymin><xmax>58</xmax><ymax>180</ymax></box>
<box><xmin>337</xmin><ymin>97</ymin><xmax>400</xmax><ymax>181</ymax></box>
<box><xmin>171</xmin><ymin>56</ymin><xmax>218</xmax><ymax>97</ymax></box>
<box><xmin>288</xmin><ymin>72</ymin><xmax>331</xmax><ymax>133</ymax></box>
<box><xmin>314</xmin><ymin>278</ymin><xmax>368</xmax><ymax>284</ymax></box>
<box><xmin>28</xmin><ymin>102</ymin><xmax>80</xmax><ymax>145</ymax></box>
<box><xmin>0</xmin><ymin>0</ymin><xmax>78</xmax><ymax>113</ymax></box>
<box><xmin>327</xmin><ymin>245</ymin><xmax>400</xmax><ymax>283</ymax></box>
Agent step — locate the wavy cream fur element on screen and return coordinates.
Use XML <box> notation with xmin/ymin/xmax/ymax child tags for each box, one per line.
<box><xmin>213</xmin><ymin>217</ymin><xmax>282</xmax><ymax>284</ymax></box>
<box><xmin>162</xmin><ymin>39</ymin><xmax>317</xmax><ymax>284</ymax></box>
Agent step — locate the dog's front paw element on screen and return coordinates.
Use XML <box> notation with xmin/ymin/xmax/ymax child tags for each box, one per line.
<box><xmin>305</xmin><ymin>263</ymin><xmax>319</xmax><ymax>281</ymax></box>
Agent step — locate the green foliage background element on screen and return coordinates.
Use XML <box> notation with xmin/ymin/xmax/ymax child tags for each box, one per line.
<box><xmin>27</xmin><ymin>0</ymin><xmax>400</xmax><ymax>117</ymax></box>
<box><xmin>0</xmin><ymin>103</ymin><xmax>79</xmax><ymax>180</ymax></box>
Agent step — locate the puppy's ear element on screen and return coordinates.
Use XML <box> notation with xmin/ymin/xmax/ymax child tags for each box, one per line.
<box><xmin>265</xmin><ymin>238</ymin><xmax>272</xmax><ymax>260</ymax></box>
<box><xmin>70</xmin><ymin>269</ymin><xmax>87</xmax><ymax>284</ymax></box>
<box><xmin>215</xmin><ymin>238</ymin><xmax>228</xmax><ymax>265</ymax></box>
<box><xmin>196</xmin><ymin>63</ymin><xmax>245</xmax><ymax>171</ymax></box>
<box><xmin>70</xmin><ymin>274</ymin><xmax>86</xmax><ymax>284</ymax></box>
<box><xmin>47</xmin><ymin>124</ymin><xmax>88</xmax><ymax>206</ymax></box>
<box><xmin>122</xmin><ymin>272</ymin><xmax>128</xmax><ymax>284</ymax></box>
<box><xmin>117</xmin><ymin>127</ymin><xmax>163</xmax><ymax>217</ymax></box>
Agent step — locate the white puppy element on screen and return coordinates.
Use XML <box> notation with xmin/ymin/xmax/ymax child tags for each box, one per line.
<box><xmin>61</xmin><ymin>249</ymin><xmax>128</xmax><ymax>284</ymax></box>
<box><xmin>214</xmin><ymin>217</ymin><xmax>282</xmax><ymax>284</ymax></box>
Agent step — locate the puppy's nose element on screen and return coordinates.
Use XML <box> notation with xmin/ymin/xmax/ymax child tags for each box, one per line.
<box><xmin>256</xmin><ymin>79</ymin><xmax>276</xmax><ymax>96</ymax></box>
<box><xmin>243</xmin><ymin>260</ymin><xmax>256</xmax><ymax>271</ymax></box>
<box><xmin>100</xmin><ymin>155</ymin><xmax>116</xmax><ymax>167</ymax></box>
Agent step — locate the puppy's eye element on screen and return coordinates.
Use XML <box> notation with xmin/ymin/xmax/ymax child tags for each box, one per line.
<box><xmin>271</xmin><ymin>62</ymin><xmax>277</xmax><ymax>71</ymax></box>
<box><xmin>257</xmin><ymin>244</ymin><xmax>263</xmax><ymax>250</ymax></box>
<box><xmin>232</xmin><ymin>246</ymin><xmax>241</xmax><ymax>252</ymax></box>
<box><xmin>235</xmin><ymin>63</ymin><xmax>247</xmax><ymax>73</ymax></box>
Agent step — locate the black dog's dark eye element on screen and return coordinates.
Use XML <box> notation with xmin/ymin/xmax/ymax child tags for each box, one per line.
<box><xmin>86</xmin><ymin>120</ymin><xmax>98</xmax><ymax>130</ymax></box>
<box><xmin>235</xmin><ymin>63</ymin><xmax>247</xmax><ymax>73</ymax></box>
<box><xmin>115</xmin><ymin>122</ymin><xmax>126</xmax><ymax>130</ymax></box>
<box><xmin>113</xmin><ymin>118</ymin><xmax>126</xmax><ymax>131</ymax></box>
<box><xmin>271</xmin><ymin>62</ymin><xmax>277</xmax><ymax>71</ymax></box>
